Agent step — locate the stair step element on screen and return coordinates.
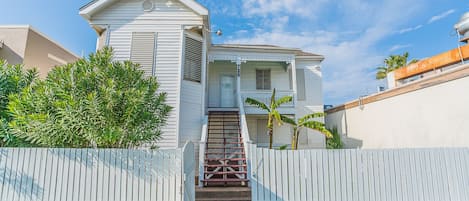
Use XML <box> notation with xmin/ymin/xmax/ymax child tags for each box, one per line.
<box><xmin>196</xmin><ymin>187</ymin><xmax>251</xmax><ymax>200</ymax></box>
<box><xmin>206</xmin><ymin>142</ymin><xmax>243</xmax><ymax>145</ymax></box>
<box><xmin>205</xmin><ymin>171</ymin><xmax>247</xmax><ymax>175</ymax></box>
<box><xmin>205</xmin><ymin>152</ymin><xmax>245</xmax><ymax>155</ymax></box>
<box><xmin>207</xmin><ymin>137</ymin><xmax>243</xmax><ymax>140</ymax></box>
<box><xmin>204</xmin><ymin>164</ymin><xmax>247</xmax><ymax>168</ymax></box>
<box><xmin>205</xmin><ymin>158</ymin><xmax>246</xmax><ymax>162</ymax></box>
<box><xmin>206</xmin><ymin>146</ymin><xmax>244</xmax><ymax>149</ymax></box>
<box><xmin>201</xmin><ymin>178</ymin><xmax>249</xmax><ymax>182</ymax></box>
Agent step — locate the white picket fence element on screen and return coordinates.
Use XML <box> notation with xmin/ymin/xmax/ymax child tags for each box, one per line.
<box><xmin>248</xmin><ymin>144</ymin><xmax>469</xmax><ymax>201</ymax></box>
<box><xmin>0</xmin><ymin>142</ymin><xmax>195</xmax><ymax>201</ymax></box>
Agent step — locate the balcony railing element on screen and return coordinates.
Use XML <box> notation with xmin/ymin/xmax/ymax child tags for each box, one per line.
<box><xmin>240</xmin><ymin>90</ymin><xmax>295</xmax><ymax>108</ymax></box>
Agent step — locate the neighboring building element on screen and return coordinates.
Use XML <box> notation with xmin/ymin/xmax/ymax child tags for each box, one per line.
<box><xmin>325</xmin><ymin>45</ymin><xmax>469</xmax><ymax>149</ymax></box>
<box><xmin>0</xmin><ymin>25</ymin><xmax>80</xmax><ymax>78</ymax></box>
<box><xmin>79</xmin><ymin>0</ymin><xmax>327</xmax><ymax>149</ymax></box>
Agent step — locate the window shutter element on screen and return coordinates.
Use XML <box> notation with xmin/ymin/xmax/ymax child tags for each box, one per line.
<box><xmin>183</xmin><ymin>36</ymin><xmax>202</xmax><ymax>82</ymax></box>
<box><xmin>130</xmin><ymin>32</ymin><xmax>156</xmax><ymax>77</ymax></box>
<box><xmin>296</xmin><ymin>69</ymin><xmax>306</xmax><ymax>101</ymax></box>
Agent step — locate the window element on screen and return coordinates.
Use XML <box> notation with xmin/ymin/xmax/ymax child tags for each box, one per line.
<box><xmin>256</xmin><ymin>69</ymin><xmax>271</xmax><ymax>90</ymax></box>
<box><xmin>296</xmin><ymin>69</ymin><xmax>306</xmax><ymax>101</ymax></box>
<box><xmin>183</xmin><ymin>36</ymin><xmax>202</xmax><ymax>82</ymax></box>
<box><xmin>130</xmin><ymin>32</ymin><xmax>157</xmax><ymax>77</ymax></box>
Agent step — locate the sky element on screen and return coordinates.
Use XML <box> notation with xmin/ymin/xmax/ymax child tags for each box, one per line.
<box><xmin>0</xmin><ymin>0</ymin><xmax>466</xmax><ymax>105</ymax></box>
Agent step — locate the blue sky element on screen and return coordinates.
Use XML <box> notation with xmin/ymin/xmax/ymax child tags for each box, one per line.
<box><xmin>0</xmin><ymin>0</ymin><xmax>466</xmax><ymax>105</ymax></box>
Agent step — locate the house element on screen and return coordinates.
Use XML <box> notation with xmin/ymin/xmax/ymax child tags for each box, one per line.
<box><xmin>0</xmin><ymin>25</ymin><xmax>80</xmax><ymax>78</ymax></box>
<box><xmin>80</xmin><ymin>0</ymin><xmax>326</xmax><ymax>186</ymax></box>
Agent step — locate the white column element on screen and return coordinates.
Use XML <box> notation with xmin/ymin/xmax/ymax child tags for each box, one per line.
<box><xmin>291</xmin><ymin>59</ymin><xmax>298</xmax><ymax>107</ymax></box>
<box><xmin>236</xmin><ymin>57</ymin><xmax>242</xmax><ymax>107</ymax></box>
<box><xmin>387</xmin><ymin>71</ymin><xmax>396</xmax><ymax>89</ymax></box>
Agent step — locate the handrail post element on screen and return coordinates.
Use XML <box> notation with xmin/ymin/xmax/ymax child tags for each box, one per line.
<box><xmin>198</xmin><ymin>116</ymin><xmax>208</xmax><ymax>187</ymax></box>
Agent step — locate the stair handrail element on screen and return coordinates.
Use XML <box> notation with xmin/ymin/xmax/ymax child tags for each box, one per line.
<box><xmin>198</xmin><ymin>115</ymin><xmax>208</xmax><ymax>187</ymax></box>
<box><xmin>238</xmin><ymin>95</ymin><xmax>252</xmax><ymax>184</ymax></box>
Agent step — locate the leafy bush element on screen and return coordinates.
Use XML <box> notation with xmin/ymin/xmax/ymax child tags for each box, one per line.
<box><xmin>326</xmin><ymin>127</ymin><xmax>343</xmax><ymax>149</ymax></box>
<box><xmin>0</xmin><ymin>60</ymin><xmax>37</xmax><ymax>146</ymax></box>
<box><xmin>8</xmin><ymin>48</ymin><xmax>172</xmax><ymax>148</ymax></box>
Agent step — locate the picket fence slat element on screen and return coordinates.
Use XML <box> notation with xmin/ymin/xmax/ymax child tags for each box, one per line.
<box><xmin>247</xmin><ymin>144</ymin><xmax>469</xmax><ymax>201</ymax></box>
<box><xmin>0</xmin><ymin>142</ymin><xmax>194</xmax><ymax>201</ymax></box>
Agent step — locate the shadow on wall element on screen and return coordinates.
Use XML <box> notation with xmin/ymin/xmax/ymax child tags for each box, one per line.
<box><xmin>0</xmin><ymin>44</ymin><xmax>24</xmax><ymax>65</ymax></box>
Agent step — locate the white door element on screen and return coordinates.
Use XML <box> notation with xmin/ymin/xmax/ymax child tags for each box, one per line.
<box><xmin>220</xmin><ymin>75</ymin><xmax>235</xmax><ymax>107</ymax></box>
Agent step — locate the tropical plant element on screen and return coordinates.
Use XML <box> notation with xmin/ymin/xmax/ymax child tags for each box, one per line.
<box><xmin>282</xmin><ymin>113</ymin><xmax>332</xmax><ymax>150</ymax></box>
<box><xmin>326</xmin><ymin>127</ymin><xmax>343</xmax><ymax>149</ymax></box>
<box><xmin>245</xmin><ymin>88</ymin><xmax>292</xmax><ymax>149</ymax></box>
<box><xmin>0</xmin><ymin>60</ymin><xmax>37</xmax><ymax>147</ymax></box>
<box><xmin>8</xmin><ymin>47</ymin><xmax>172</xmax><ymax>148</ymax></box>
<box><xmin>376</xmin><ymin>52</ymin><xmax>419</xmax><ymax>80</ymax></box>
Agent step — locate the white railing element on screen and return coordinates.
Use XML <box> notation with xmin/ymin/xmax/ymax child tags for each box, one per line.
<box><xmin>238</xmin><ymin>93</ymin><xmax>252</xmax><ymax>184</ymax></box>
<box><xmin>241</xmin><ymin>90</ymin><xmax>295</xmax><ymax>108</ymax></box>
<box><xmin>0</xmin><ymin>143</ymin><xmax>196</xmax><ymax>201</ymax></box>
<box><xmin>198</xmin><ymin>115</ymin><xmax>208</xmax><ymax>187</ymax></box>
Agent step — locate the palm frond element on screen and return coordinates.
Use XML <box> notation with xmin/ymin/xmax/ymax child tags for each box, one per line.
<box><xmin>298</xmin><ymin>113</ymin><xmax>324</xmax><ymax>124</ymax></box>
<box><xmin>281</xmin><ymin>115</ymin><xmax>296</xmax><ymax>126</ymax></box>
<box><xmin>302</xmin><ymin>121</ymin><xmax>332</xmax><ymax>138</ymax></box>
<box><xmin>273</xmin><ymin>95</ymin><xmax>292</xmax><ymax>109</ymax></box>
<box><xmin>245</xmin><ymin>98</ymin><xmax>270</xmax><ymax>112</ymax></box>
<box><xmin>272</xmin><ymin>110</ymin><xmax>283</xmax><ymax>126</ymax></box>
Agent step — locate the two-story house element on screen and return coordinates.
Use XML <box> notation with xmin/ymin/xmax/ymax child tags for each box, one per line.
<box><xmin>80</xmin><ymin>0</ymin><xmax>325</xmax><ymax>186</ymax></box>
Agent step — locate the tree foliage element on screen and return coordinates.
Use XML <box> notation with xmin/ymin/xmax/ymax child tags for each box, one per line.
<box><xmin>282</xmin><ymin>113</ymin><xmax>332</xmax><ymax>150</ymax></box>
<box><xmin>326</xmin><ymin>127</ymin><xmax>343</xmax><ymax>149</ymax></box>
<box><xmin>8</xmin><ymin>48</ymin><xmax>172</xmax><ymax>148</ymax></box>
<box><xmin>376</xmin><ymin>52</ymin><xmax>419</xmax><ymax>80</ymax></box>
<box><xmin>0</xmin><ymin>60</ymin><xmax>37</xmax><ymax>146</ymax></box>
<box><xmin>245</xmin><ymin>88</ymin><xmax>292</xmax><ymax>149</ymax></box>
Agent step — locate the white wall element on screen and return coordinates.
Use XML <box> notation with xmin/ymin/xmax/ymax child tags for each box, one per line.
<box><xmin>90</xmin><ymin>0</ymin><xmax>204</xmax><ymax>148</ymax></box>
<box><xmin>326</xmin><ymin>73</ymin><xmax>469</xmax><ymax>149</ymax></box>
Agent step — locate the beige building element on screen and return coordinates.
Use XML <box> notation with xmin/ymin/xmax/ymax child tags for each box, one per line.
<box><xmin>0</xmin><ymin>25</ymin><xmax>80</xmax><ymax>78</ymax></box>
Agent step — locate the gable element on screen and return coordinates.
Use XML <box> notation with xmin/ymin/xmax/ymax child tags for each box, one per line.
<box><xmin>80</xmin><ymin>0</ymin><xmax>208</xmax><ymax>20</ymax></box>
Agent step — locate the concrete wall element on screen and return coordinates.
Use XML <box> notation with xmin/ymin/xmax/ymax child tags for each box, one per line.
<box><xmin>23</xmin><ymin>29</ymin><xmax>79</xmax><ymax>78</ymax></box>
<box><xmin>0</xmin><ymin>27</ymin><xmax>29</xmax><ymax>65</ymax></box>
<box><xmin>0</xmin><ymin>26</ymin><xmax>79</xmax><ymax>78</ymax></box>
<box><xmin>326</xmin><ymin>66</ymin><xmax>469</xmax><ymax>149</ymax></box>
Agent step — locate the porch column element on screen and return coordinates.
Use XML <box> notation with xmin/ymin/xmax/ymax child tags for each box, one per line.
<box><xmin>236</xmin><ymin>57</ymin><xmax>242</xmax><ymax>107</ymax></box>
<box><xmin>290</xmin><ymin>59</ymin><xmax>298</xmax><ymax>107</ymax></box>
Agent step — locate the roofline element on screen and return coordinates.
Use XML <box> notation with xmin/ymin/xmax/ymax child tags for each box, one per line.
<box><xmin>0</xmin><ymin>25</ymin><xmax>80</xmax><ymax>59</ymax></box>
<box><xmin>80</xmin><ymin>0</ymin><xmax>208</xmax><ymax>20</ymax></box>
<box><xmin>211</xmin><ymin>44</ymin><xmax>324</xmax><ymax>60</ymax></box>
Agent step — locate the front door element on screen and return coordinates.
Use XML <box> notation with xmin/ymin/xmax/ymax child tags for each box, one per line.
<box><xmin>220</xmin><ymin>75</ymin><xmax>235</xmax><ymax>107</ymax></box>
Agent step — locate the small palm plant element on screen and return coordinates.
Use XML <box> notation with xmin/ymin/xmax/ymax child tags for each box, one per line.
<box><xmin>376</xmin><ymin>52</ymin><xmax>419</xmax><ymax>80</ymax></box>
<box><xmin>245</xmin><ymin>88</ymin><xmax>292</xmax><ymax>149</ymax></box>
<box><xmin>282</xmin><ymin>113</ymin><xmax>332</xmax><ymax>150</ymax></box>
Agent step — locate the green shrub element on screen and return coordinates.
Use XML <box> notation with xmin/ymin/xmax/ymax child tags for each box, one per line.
<box><xmin>326</xmin><ymin>127</ymin><xmax>343</xmax><ymax>149</ymax></box>
<box><xmin>0</xmin><ymin>60</ymin><xmax>37</xmax><ymax>146</ymax></box>
<box><xmin>8</xmin><ymin>48</ymin><xmax>171</xmax><ymax>148</ymax></box>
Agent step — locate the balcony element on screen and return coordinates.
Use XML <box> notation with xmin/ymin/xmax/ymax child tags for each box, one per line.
<box><xmin>241</xmin><ymin>90</ymin><xmax>295</xmax><ymax>114</ymax></box>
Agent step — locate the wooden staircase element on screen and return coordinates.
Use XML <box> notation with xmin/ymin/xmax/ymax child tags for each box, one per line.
<box><xmin>202</xmin><ymin>111</ymin><xmax>249</xmax><ymax>187</ymax></box>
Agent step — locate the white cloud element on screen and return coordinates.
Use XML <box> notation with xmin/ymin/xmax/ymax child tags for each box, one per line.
<box><xmin>398</xmin><ymin>24</ymin><xmax>423</xmax><ymax>34</ymax></box>
<box><xmin>221</xmin><ymin>0</ymin><xmax>425</xmax><ymax>104</ymax></box>
<box><xmin>428</xmin><ymin>9</ymin><xmax>455</xmax><ymax>24</ymax></box>
<box><xmin>389</xmin><ymin>44</ymin><xmax>412</xmax><ymax>52</ymax></box>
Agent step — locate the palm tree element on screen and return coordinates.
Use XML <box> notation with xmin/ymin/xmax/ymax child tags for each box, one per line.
<box><xmin>376</xmin><ymin>52</ymin><xmax>419</xmax><ymax>80</ymax></box>
<box><xmin>245</xmin><ymin>88</ymin><xmax>292</xmax><ymax>149</ymax></box>
<box><xmin>282</xmin><ymin>113</ymin><xmax>332</xmax><ymax>150</ymax></box>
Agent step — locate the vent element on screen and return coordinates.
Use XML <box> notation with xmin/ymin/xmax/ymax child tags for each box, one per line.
<box><xmin>142</xmin><ymin>0</ymin><xmax>154</xmax><ymax>12</ymax></box>
<box><xmin>455</xmin><ymin>12</ymin><xmax>469</xmax><ymax>43</ymax></box>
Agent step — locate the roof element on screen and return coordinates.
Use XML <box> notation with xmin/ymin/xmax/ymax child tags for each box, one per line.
<box><xmin>79</xmin><ymin>0</ymin><xmax>208</xmax><ymax>20</ymax></box>
<box><xmin>212</xmin><ymin>44</ymin><xmax>324</xmax><ymax>59</ymax></box>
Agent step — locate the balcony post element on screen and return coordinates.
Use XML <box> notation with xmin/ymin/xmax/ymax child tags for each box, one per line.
<box><xmin>290</xmin><ymin>58</ymin><xmax>298</xmax><ymax>107</ymax></box>
<box><xmin>236</xmin><ymin>57</ymin><xmax>242</xmax><ymax>107</ymax></box>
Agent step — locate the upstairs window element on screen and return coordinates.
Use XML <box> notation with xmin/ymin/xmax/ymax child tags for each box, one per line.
<box><xmin>130</xmin><ymin>32</ymin><xmax>157</xmax><ymax>77</ymax></box>
<box><xmin>296</xmin><ymin>69</ymin><xmax>306</xmax><ymax>101</ymax></box>
<box><xmin>183</xmin><ymin>36</ymin><xmax>202</xmax><ymax>83</ymax></box>
<box><xmin>256</xmin><ymin>69</ymin><xmax>271</xmax><ymax>90</ymax></box>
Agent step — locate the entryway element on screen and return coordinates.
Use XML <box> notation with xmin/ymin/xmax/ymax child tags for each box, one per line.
<box><xmin>220</xmin><ymin>75</ymin><xmax>236</xmax><ymax>107</ymax></box>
